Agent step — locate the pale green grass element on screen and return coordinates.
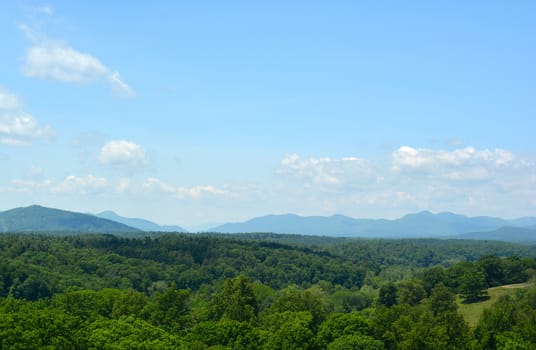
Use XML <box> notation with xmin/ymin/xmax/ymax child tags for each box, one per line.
<box><xmin>457</xmin><ymin>282</ymin><xmax>532</xmax><ymax>327</ymax></box>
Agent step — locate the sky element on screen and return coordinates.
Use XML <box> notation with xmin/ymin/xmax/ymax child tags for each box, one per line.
<box><xmin>1</xmin><ymin>1</ymin><xmax>535</xmax><ymax>229</ymax></box>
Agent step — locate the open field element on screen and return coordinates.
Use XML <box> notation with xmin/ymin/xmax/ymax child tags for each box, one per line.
<box><xmin>457</xmin><ymin>282</ymin><xmax>533</xmax><ymax>326</ymax></box>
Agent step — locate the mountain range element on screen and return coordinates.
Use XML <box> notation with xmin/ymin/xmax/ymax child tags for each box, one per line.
<box><xmin>209</xmin><ymin>211</ymin><xmax>536</xmax><ymax>241</ymax></box>
<box><xmin>96</xmin><ymin>211</ymin><xmax>186</xmax><ymax>232</ymax></box>
<box><xmin>0</xmin><ymin>205</ymin><xmax>535</xmax><ymax>243</ymax></box>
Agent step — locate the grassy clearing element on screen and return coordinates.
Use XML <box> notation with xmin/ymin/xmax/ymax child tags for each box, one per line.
<box><xmin>457</xmin><ymin>282</ymin><xmax>532</xmax><ymax>327</ymax></box>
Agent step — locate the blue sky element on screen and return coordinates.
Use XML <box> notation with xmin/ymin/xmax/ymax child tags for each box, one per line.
<box><xmin>1</xmin><ymin>1</ymin><xmax>535</xmax><ymax>228</ymax></box>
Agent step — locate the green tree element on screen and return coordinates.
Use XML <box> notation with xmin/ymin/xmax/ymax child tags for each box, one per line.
<box><xmin>397</xmin><ymin>279</ymin><xmax>426</xmax><ymax>306</ymax></box>
<box><xmin>378</xmin><ymin>283</ymin><xmax>397</xmax><ymax>307</ymax></box>
<box><xmin>429</xmin><ymin>283</ymin><xmax>457</xmax><ymax>316</ymax></box>
<box><xmin>459</xmin><ymin>267</ymin><xmax>488</xmax><ymax>302</ymax></box>
<box><xmin>421</xmin><ymin>266</ymin><xmax>446</xmax><ymax>296</ymax></box>
<box><xmin>151</xmin><ymin>286</ymin><xmax>191</xmax><ymax>330</ymax></box>
<box><xmin>268</xmin><ymin>285</ymin><xmax>327</xmax><ymax>328</ymax></box>
<box><xmin>478</xmin><ymin>255</ymin><xmax>506</xmax><ymax>287</ymax></box>
<box><xmin>316</xmin><ymin>312</ymin><xmax>372</xmax><ymax>348</ymax></box>
<box><xmin>211</xmin><ymin>275</ymin><xmax>258</xmax><ymax>322</ymax></box>
<box><xmin>328</xmin><ymin>334</ymin><xmax>385</xmax><ymax>350</ymax></box>
<box><xmin>263</xmin><ymin>311</ymin><xmax>316</xmax><ymax>350</ymax></box>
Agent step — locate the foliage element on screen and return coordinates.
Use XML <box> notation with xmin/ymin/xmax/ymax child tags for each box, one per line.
<box><xmin>0</xmin><ymin>233</ymin><xmax>535</xmax><ymax>349</ymax></box>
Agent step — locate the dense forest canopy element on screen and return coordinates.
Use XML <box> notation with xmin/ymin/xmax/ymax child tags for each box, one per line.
<box><xmin>1</xmin><ymin>232</ymin><xmax>535</xmax><ymax>349</ymax></box>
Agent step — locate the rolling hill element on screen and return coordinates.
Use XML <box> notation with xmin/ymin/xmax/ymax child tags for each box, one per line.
<box><xmin>96</xmin><ymin>211</ymin><xmax>187</xmax><ymax>232</ymax></box>
<box><xmin>0</xmin><ymin>205</ymin><xmax>140</xmax><ymax>233</ymax></box>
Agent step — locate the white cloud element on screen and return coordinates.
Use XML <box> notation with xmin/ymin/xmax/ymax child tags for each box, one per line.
<box><xmin>0</xmin><ymin>90</ymin><xmax>20</xmax><ymax>110</ymax></box>
<box><xmin>277</xmin><ymin>153</ymin><xmax>377</xmax><ymax>189</ymax></box>
<box><xmin>139</xmin><ymin>177</ymin><xmax>229</xmax><ymax>200</ymax></box>
<box><xmin>391</xmin><ymin>146</ymin><xmax>516</xmax><ymax>181</ymax></box>
<box><xmin>98</xmin><ymin>140</ymin><xmax>148</xmax><ymax>167</ymax></box>
<box><xmin>0</xmin><ymin>89</ymin><xmax>54</xmax><ymax>146</ymax></box>
<box><xmin>23</xmin><ymin>43</ymin><xmax>108</xmax><ymax>83</ymax></box>
<box><xmin>19</xmin><ymin>24</ymin><xmax>135</xmax><ymax>96</ymax></box>
<box><xmin>52</xmin><ymin>175</ymin><xmax>109</xmax><ymax>195</ymax></box>
<box><xmin>274</xmin><ymin>147</ymin><xmax>536</xmax><ymax>218</ymax></box>
<box><xmin>108</xmin><ymin>71</ymin><xmax>135</xmax><ymax>96</ymax></box>
<box><xmin>177</xmin><ymin>185</ymin><xmax>228</xmax><ymax>200</ymax></box>
<box><xmin>1</xmin><ymin>174</ymin><xmax>232</xmax><ymax>202</ymax></box>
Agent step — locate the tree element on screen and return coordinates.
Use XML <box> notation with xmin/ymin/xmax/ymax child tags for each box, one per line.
<box><xmin>151</xmin><ymin>287</ymin><xmax>191</xmax><ymax>330</ymax></box>
<box><xmin>328</xmin><ymin>334</ymin><xmax>385</xmax><ymax>350</ymax></box>
<box><xmin>211</xmin><ymin>275</ymin><xmax>258</xmax><ymax>322</ymax></box>
<box><xmin>263</xmin><ymin>311</ymin><xmax>316</xmax><ymax>350</ymax></box>
<box><xmin>397</xmin><ymin>279</ymin><xmax>426</xmax><ymax>306</ymax></box>
<box><xmin>478</xmin><ymin>255</ymin><xmax>506</xmax><ymax>287</ymax></box>
<box><xmin>268</xmin><ymin>285</ymin><xmax>327</xmax><ymax>328</ymax></box>
<box><xmin>429</xmin><ymin>283</ymin><xmax>457</xmax><ymax>316</ymax></box>
<box><xmin>459</xmin><ymin>267</ymin><xmax>488</xmax><ymax>302</ymax></box>
<box><xmin>378</xmin><ymin>283</ymin><xmax>397</xmax><ymax>307</ymax></box>
<box><xmin>316</xmin><ymin>312</ymin><xmax>371</xmax><ymax>347</ymax></box>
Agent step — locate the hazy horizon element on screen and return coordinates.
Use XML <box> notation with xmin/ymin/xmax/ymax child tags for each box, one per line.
<box><xmin>1</xmin><ymin>2</ymin><xmax>535</xmax><ymax>226</ymax></box>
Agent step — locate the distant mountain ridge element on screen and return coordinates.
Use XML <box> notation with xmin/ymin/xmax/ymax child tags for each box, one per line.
<box><xmin>455</xmin><ymin>226</ymin><xmax>536</xmax><ymax>243</ymax></box>
<box><xmin>0</xmin><ymin>205</ymin><xmax>140</xmax><ymax>233</ymax></box>
<box><xmin>210</xmin><ymin>211</ymin><xmax>536</xmax><ymax>240</ymax></box>
<box><xmin>2</xmin><ymin>205</ymin><xmax>535</xmax><ymax>242</ymax></box>
<box><xmin>96</xmin><ymin>211</ymin><xmax>186</xmax><ymax>232</ymax></box>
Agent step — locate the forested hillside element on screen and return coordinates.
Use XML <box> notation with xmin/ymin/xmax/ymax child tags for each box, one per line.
<box><xmin>0</xmin><ymin>205</ymin><xmax>140</xmax><ymax>233</ymax></box>
<box><xmin>1</xmin><ymin>233</ymin><xmax>535</xmax><ymax>349</ymax></box>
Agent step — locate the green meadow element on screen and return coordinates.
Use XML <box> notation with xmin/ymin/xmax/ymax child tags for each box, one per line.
<box><xmin>457</xmin><ymin>282</ymin><xmax>533</xmax><ymax>326</ymax></box>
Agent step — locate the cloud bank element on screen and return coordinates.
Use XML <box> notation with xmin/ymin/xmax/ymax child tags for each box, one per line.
<box><xmin>1</xmin><ymin>175</ymin><xmax>232</xmax><ymax>202</ymax></box>
<box><xmin>276</xmin><ymin>146</ymin><xmax>536</xmax><ymax>217</ymax></box>
<box><xmin>2</xmin><ymin>145</ymin><xmax>534</xmax><ymax>220</ymax></box>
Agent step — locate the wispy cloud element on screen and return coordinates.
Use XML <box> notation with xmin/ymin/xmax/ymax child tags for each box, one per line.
<box><xmin>0</xmin><ymin>88</ymin><xmax>54</xmax><ymax>146</ymax></box>
<box><xmin>138</xmin><ymin>178</ymin><xmax>229</xmax><ymax>200</ymax></box>
<box><xmin>52</xmin><ymin>175</ymin><xmax>109</xmax><ymax>195</ymax></box>
<box><xmin>33</xmin><ymin>5</ymin><xmax>53</xmax><ymax>16</ymax></box>
<box><xmin>1</xmin><ymin>175</ymin><xmax>232</xmax><ymax>202</ymax></box>
<box><xmin>277</xmin><ymin>153</ymin><xmax>378</xmax><ymax>190</ymax></box>
<box><xmin>18</xmin><ymin>22</ymin><xmax>135</xmax><ymax>96</ymax></box>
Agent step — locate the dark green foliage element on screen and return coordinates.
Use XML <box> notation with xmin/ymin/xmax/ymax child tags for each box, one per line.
<box><xmin>262</xmin><ymin>311</ymin><xmax>317</xmax><ymax>349</ymax></box>
<box><xmin>211</xmin><ymin>275</ymin><xmax>258</xmax><ymax>322</ymax></box>
<box><xmin>396</xmin><ymin>279</ymin><xmax>426</xmax><ymax>306</ymax></box>
<box><xmin>151</xmin><ymin>287</ymin><xmax>191</xmax><ymax>330</ymax></box>
<box><xmin>459</xmin><ymin>266</ymin><xmax>488</xmax><ymax>302</ymax></box>
<box><xmin>378</xmin><ymin>283</ymin><xmax>398</xmax><ymax>307</ymax></box>
<box><xmin>268</xmin><ymin>285</ymin><xmax>328</xmax><ymax>328</ymax></box>
<box><xmin>185</xmin><ymin>319</ymin><xmax>260</xmax><ymax>349</ymax></box>
<box><xmin>429</xmin><ymin>284</ymin><xmax>457</xmax><ymax>316</ymax></box>
<box><xmin>316</xmin><ymin>312</ymin><xmax>372</xmax><ymax>347</ymax></box>
<box><xmin>0</xmin><ymin>233</ymin><xmax>534</xmax><ymax>349</ymax></box>
<box><xmin>328</xmin><ymin>334</ymin><xmax>385</xmax><ymax>350</ymax></box>
<box><xmin>477</xmin><ymin>255</ymin><xmax>507</xmax><ymax>287</ymax></box>
<box><xmin>474</xmin><ymin>289</ymin><xmax>536</xmax><ymax>349</ymax></box>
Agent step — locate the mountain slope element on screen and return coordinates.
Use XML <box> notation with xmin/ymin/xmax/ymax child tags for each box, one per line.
<box><xmin>211</xmin><ymin>214</ymin><xmax>382</xmax><ymax>236</ymax></box>
<box><xmin>0</xmin><ymin>205</ymin><xmax>140</xmax><ymax>233</ymax></box>
<box><xmin>210</xmin><ymin>211</ymin><xmax>536</xmax><ymax>238</ymax></box>
<box><xmin>96</xmin><ymin>211</ymin><xmax>186</xmax><ymax>232</ymax></box>
<box><xmin>455</xmin><ymin>226</ymin><xmax>536</xmax><ymax>243</ymax></box>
